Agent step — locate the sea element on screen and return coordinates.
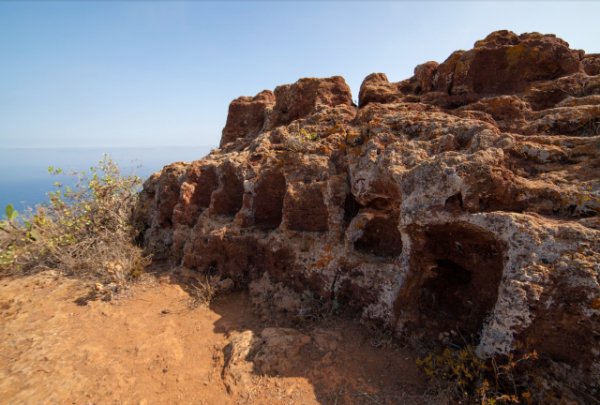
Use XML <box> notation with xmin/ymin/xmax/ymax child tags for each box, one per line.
<box><xmin>0</xmin><ymin>146</ymin><xmax>211</xmax><ymax>213</ymax></box>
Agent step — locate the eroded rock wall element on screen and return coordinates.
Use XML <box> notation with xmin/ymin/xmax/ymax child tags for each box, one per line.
<box><xmin>135</xmin><ymin>31</ymin><xmax>600</xmax><ymax>392</ymax></box>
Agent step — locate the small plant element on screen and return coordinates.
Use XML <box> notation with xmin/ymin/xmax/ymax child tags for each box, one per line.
<box><xmin>188</xmin><ymin>275</ymin><xmax>219</xmax><ymax>308</ymax></box>
<box><xmin>0</xmin><ymin>155</ymin><xmax>150</xmax><ymax>288</ymax></box>
<box><xmin>298</xmin><ymin>127</ymin><xmax>318</xmax><ymax>141</ymax></box>
<box><xmin>0</xmin><ymin>204</ymin><xmax>21</xmax><ymax>267</ymax></box>
<box><xmin>283</xmin><ymin>123</ymin><xmax>319</xmax><ymax>152</ymax></box>
<box><xmin>3</xmin><ymin>203</ymin><xmax>19</xmax><ymax>222</ymax></box>
<box><xmin>186</xmin><ymin>274</ymin><xmax>236</xmax><ymax>308</ymax></box>
<box><xmin>295</xmin><ymin>289</ymin><xmax>344</xmax><ymax>322</ymax></box>
<box><xmin>417</xmin><ymin>345</ymin><xmax>538</xmax><ymax>404</ymax></box>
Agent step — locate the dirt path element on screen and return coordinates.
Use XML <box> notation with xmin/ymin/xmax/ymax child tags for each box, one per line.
<box><xmin>0</xmin><ymin>271</ymin><xmax>442</xmax><ymax>404</ymax></box>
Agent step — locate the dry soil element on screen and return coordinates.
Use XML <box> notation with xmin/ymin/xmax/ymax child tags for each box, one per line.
<box><xmin>0</xmin><ymin>271</ymin><xmax>443</xmax><ymax>405</ymax></box>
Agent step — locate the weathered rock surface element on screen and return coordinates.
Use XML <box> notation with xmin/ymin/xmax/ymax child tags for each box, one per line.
<box><xmin>135</xmin><ymin>31</ymin><xmax>600</xmax><ymax>398</ymax></box>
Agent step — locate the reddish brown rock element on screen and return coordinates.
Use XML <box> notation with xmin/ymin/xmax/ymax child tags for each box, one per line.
<box><xmin>358</xmin><ymin>30</ymin><xmax>596</xmax><ymax>113</ymax></box>
<box><xmin>172</xmin><ymin>163</ymin><xmax>218</xmax><ymax>227</ymax></box>
<box><xmin>413</xmin><ymin>61</ymin><xmax>439</xmax><ymax>94</ymax></box>
<box><xmin>135</xmin><ymin>31</ymin><xmax>600</xmax><ymax>401</ymax></box>
<box><xmin>358</xmin><ymin>73</ymin><xmax>403</xmax><ymax>107</ymax></box>
<box><xmin>456</xmin><ymin>95</ymin><xmax>532</xmax><ymax>132</ymax></box>
<box><xmin>284</xmin><ymin>182</ymin><xmax>329</xmax><ymax>232</ymax></box>
<box><xmin>473</xmin><ymin>29</ymin><xmax>520</xmax><ymax>48</ymax></box>
<box><xmin>436</xmin><ymin>31</ymin><xmax>582</xmax><ymax>97</ymax></box>
<box><xmin>220</xmin><ymin>90</ymin><xmax>275</xmax><ymax>148</ymax></box>
<box><xmin>522</xmin><ymin>72</ymin><xmax>595</xmax><ymax>110</ymax></box>
<box><xmin>268</xmin><ymin>76</ymin><xmax>354</xmax><ymax>129</ymax></box>
<box><xmin>582</xmin><ymin>53</ymin><xmax>600</xmax><ymax>76</ymax></box>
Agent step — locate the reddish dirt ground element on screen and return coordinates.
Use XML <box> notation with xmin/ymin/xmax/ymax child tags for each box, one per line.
<box><xmin>0</xmin><ymin>271</ymin><xmax>444</xmax><ymax>404</ymax></box>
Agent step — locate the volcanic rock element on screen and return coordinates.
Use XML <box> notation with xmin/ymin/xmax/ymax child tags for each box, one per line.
<box><xmin>134</xmin><ymin>30</ymin><xmax>600</xmax><ymax>399</ymax></box>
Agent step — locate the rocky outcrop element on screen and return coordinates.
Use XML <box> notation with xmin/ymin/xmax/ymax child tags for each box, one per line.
<box><xmin>220</xmin><ymin>90</ymin><xmax>275</xmax><ymax>148</ymax></box>
<box><xmin>134</xmin><ymin>31</ymin><xmax>600</xmax><ymax>398</ymax></box>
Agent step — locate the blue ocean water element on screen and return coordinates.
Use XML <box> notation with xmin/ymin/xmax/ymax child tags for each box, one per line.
<box><xmin>0</xmin><ymin>146</ymin><xmax>211</xmax><ymax>213</ymax></box>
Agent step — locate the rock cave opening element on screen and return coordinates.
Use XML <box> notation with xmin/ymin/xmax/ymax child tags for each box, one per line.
<box><xmin>210</xmin><ymin>164</ymin><xmax>244</xmax><ymax>217</ymax></box>
<box><xmin>343</xmin><ymin>193</ymin><xmax>362</xmax><ymax>223</ymax></box>
<box><xmin>253</xmin><ymin>170</ymin><xmax>286</xmax><ymax>230</ymax></box>
<box><xmin>193</xmin><ymin>166</ymin><xmax>219</xmax><ymax>209</ymax></box>
<box><xmin>354</xmin><ymin>216</ymin><xmax>403</xmax><ymax>257</ymax></box>
<box><xmin>177</xmin><ymin>166</ymin><xmax>219</xmax><ymax>226</ymax></box>
<box><xmin>444</xmin><ymin>192</ymin><xmax>464</xmax><ymax>212</ymax></box>
<box><xmin>396</xmin><ymin>222</ymin><xmax>505</xmax><ymax>344</ymax></box>
<box><xmin>419</xmin><ymin>259</ymin><xmax>473</xmax><ymax>321</ymax></box>
<box><xmin>156</xmin><ymin>178</ymin><xmax>181</xmax><ymax>227</ymax></box>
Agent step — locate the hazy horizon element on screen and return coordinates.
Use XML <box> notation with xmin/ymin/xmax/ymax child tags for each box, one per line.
<box><xmin>0</xmin><ymin>145</ymin><xmax>212</xmax><ymax>211</ymax></box>
<box><xmin>1</xmin><ymin>1</ymin><xmax>599</xmax><ymax>148</ymax></box>
<box><xmin>0</xmin><ymin>144</ymin><xmax>213</xmax><ymax>149</ymax></box>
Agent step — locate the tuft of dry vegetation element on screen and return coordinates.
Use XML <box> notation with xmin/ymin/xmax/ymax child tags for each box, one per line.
<box><xmin>0</xmin><ymin>155</ymin><xmax>150</xmax><ymax>289</ymax></box>
<box><xmin>187</xmin><ymin>275</ymin><xmax>220</xmax><ymax>308</ymax></box>
<box><xmin>417</xmin><ymin>345</ymin><xmax>539</xmax><ymax>404</ymax></box>
<box><xmin>187</xmin><ymin>274</ymin><xmax>238</xmax><ymax>309</ymax></box>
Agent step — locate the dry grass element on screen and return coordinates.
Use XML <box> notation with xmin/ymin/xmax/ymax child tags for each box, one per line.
<box><xmin>187</xmin><ymin>275</ymin><xmax>220</xmax><ymax>308</ymax></box>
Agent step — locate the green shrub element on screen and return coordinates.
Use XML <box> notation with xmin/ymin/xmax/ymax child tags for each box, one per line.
<box><xmin>0</xmin><ymin>155</ymin><xmax>150</xmax><ymax>286</ymax></box>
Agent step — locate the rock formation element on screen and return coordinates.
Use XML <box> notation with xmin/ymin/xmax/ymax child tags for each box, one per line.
<box><xmin>134</xmin><ymin>31</ymin><xmax>600</xmax><ymax>396</ymax></box>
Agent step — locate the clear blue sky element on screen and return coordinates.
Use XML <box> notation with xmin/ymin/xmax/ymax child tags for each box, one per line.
<box><xmin>1</xmin><ymin>1</ymin><xmax>598</xmax><ymax>148</ymax></box>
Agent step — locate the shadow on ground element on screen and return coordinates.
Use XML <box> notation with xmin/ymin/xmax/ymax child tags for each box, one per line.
<box><xmin>153</xmin><ymin>262</ymin><xmax>445</xmax><ymax>405</ymax></box>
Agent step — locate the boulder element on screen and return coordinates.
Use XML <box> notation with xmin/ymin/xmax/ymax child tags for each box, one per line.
<box><xmin>220</xmin><ymin>90</ymin><xmax>275</xmax><ymax>149</ymax></box>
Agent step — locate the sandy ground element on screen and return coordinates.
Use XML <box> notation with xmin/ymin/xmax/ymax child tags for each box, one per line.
<box><xmin>0</xmin><ymin>271</ymin><xmax>442</xmax><ymax>405</ymax></box>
